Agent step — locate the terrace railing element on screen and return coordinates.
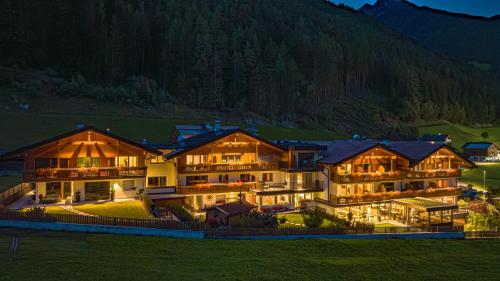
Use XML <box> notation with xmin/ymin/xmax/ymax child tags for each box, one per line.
<box><xmin>333</xmin><ymin>172</ymin><xmax>404</xmax><ymax>184</ymax></box>
<box><xmin>23</xmin><ymin>166</ymin><xmax>147</xmax><ymax>181</ymax></box>
<box><xmin>179</xmin><ymin>183</ymin><xmax>253</xmax><ymax>195</ymax></box>
<box><xmin>405</xmin><ymin>169</ymin><xmax>461</xmax><ymax>179</ymax></box>
<box><xmin>178</xmin><ymin>162</ymin><xmax>279</xmax><ymax>173</ymax></box>
<box><xmin>0</xmin><ymin>210</ymin><xmax>203</xmax><ymax>231</ymax></box>
<box><xmin>330</xmin><ymin>187</ymin><xmax>462</xmax><ymax>205</ymax></box>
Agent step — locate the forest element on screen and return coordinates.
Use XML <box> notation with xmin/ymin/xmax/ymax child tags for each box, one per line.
<box><xmin>1</xmin><ymin>0</ymin><xmax>499</xmax><ymax>138</ymax></box>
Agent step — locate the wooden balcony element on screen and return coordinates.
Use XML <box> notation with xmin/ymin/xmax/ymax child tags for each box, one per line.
<box><xmin>178</xmin><ymin>162</ymin><xmax>279</xmax><ymax>174</ymax></box>
<box><xmin>179</xmin><ymin>182</ymin><xmax>253</xmax><ymax>195</ymax></box>
<box><xmin>333</xmin><ymin>172</ymin><xmax>404</xmax><ymax>184</ymax></box>
<box><xmin>405</xmin><ymin>170</ymin><xmax>461</xmax><ymax>179</ymax></box>
<box><xmin>331</xmin><ymin>187</ymin><xmax>462</xmax><ymax>205</ymax></box>
<box><xmin>23</xmin><ymin>167</ymin><xmax>147</xmax><ymax>182</ymax></box>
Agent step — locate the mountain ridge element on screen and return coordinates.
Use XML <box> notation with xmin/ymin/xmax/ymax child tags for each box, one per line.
<box><xmin>361</xmin><ymin>0</ymin><xmax>500</xmax><ymax>21</ymax></box>
<box><xmin>360</xmin><ymin>0</ymin><xmax>500</xmax><ymax>67</ymax></box>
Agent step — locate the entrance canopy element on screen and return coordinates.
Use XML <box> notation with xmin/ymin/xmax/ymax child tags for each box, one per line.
<box><xmin>392</xmin><ymin>197</ymin><xmax>458</xmax><ymax>212</ymax></box>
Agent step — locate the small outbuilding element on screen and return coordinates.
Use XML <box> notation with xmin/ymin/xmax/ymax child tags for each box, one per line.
<box><xmin>206</xmin><ymin>201</ymin><xmax>255</xmax><ymax>226</ymax></box>
<box><xmin>462</xmin><ymin>142</ymin><xmax>499</xmax><ymax>162</ymax></box>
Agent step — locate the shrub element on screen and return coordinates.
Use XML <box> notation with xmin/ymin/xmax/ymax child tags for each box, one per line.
<box><xmin>302</xmin><ymin>209</ymin><xmax>325</xmax><ymax>228</ymax></box>
<box><xmin>240</xmin><ymin>210</ymin><xmax>280</xmax><ymax>228</ymax></box>
<box><xmin>163</xmin><ymin>202</ymin><xmax>197</xmax><ymax>222</ymax></box>
<box><xmin>25</xmin><ymin>206</ymin><xmax>46</xmax><ymax>218</ymax></box>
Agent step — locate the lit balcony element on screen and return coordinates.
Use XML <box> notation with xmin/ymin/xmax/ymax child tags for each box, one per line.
<box><xmin>332</xmin><ymin>172</ymin><xmax>404</xmax><ymax>184</ymax></box>
<box><xmin>178</xmin><ymin>162</ymin><xmax>279</xmax><ymax>173</ymax></box>
<box><xmin>405</xmin><ymin>169</ymin><xmax>461</xmax><ymax>179</ymax></box>
<box><xmin>23</xmin><ymin>166</ymin><xmax>147</xmax><ymax>182</ymax></box>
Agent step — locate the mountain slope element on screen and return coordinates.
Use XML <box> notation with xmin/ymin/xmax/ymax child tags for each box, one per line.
<box><xmin>0</xmin><ymin>0</ymin><xmax>498</xmax><ymax>138</ymax></box>
<box><xmin>360</xmin><ymin>0</ymin><xmax>500</xmax><ymax>67</ymax></box>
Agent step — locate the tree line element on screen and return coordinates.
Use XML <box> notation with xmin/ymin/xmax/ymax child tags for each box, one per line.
<box><xmin>1</xmin><ymin>0</ymin><xmax>498</xmax><ymax>137</ymax></box>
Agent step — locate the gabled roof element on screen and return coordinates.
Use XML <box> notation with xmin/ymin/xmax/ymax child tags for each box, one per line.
<box><xmin>0</xmin><ymin>125</ymin><xmax>161</xmax><ymax>159</ymax></box>
<box><xmin>164</xmin><ymin>128</ymin><xmax>286</xmax><ymax>159</ymax></box>
<box><xmin>462</xmin><ymin>142</ymin><xmax>497</xmax><ymax>149</ymax></box>
<box><xmin>311</xmin><ymin>140</ymin><xmax>475</xmax><ymax>167</ymax></box>
<box><xmin>209</xmin><ymin>201</ymin><xmax>255</xmax><ymax>216</ymax></box>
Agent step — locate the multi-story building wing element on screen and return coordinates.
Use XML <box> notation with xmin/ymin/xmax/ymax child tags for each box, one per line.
<box><xmin>313</xmin><ymin>140</ymin><xmax>474</xmax><ymax>226</ymax></box>
<box><xmin>160</xmin><ymin>129</ymin><xmax>328</xmax><ymax>211</ymax></box>
<box><xmin>1</xmin><ymin>126</ymin><xmax>161</xmax><ymax>203</ymax></box>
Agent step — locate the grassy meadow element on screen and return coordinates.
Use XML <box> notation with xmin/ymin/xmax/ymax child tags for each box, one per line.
<box><xmin>418</xmin><ymin>121</ymin><xmax>500</xmax><ymax>149</ymax></box>
<box><xmin>460</xmin><ymin>163</ymin><xmax>500</xmax><ymax>191</ymax></box>
<box><xmin>0</xmin><ymin>229</ymin><xmax>499</xmax><ymax>281</ymax></box>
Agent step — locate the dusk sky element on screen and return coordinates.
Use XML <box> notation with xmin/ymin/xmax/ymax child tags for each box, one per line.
<box><xmin>330</xmin><ymin>0</ymin><xmax>500</xmax><ymax>17</ymax></box>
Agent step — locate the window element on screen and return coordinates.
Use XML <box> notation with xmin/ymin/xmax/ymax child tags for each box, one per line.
<box><xmin>262</xmin><ymin>173</ymin><xmax>273</xmax><ymax>182</ymax></box>
<box><xmin>222</xmin><ymin>154</ymin><xmax>241</xmax><ymax>163</ymax></box>
<box><xmin>115</xmin><ymin>156</ymin><xmax>137</xmax><ymax>167</ymax></box>
<box><xmin>150</xmin><ymin>156</ymin><xmax>165</xmax><ymax>164</ymax></box>
<box><xmin>186</xmin><ymin>155</ymin><xmax>208</xmax><ymax>165</ymax></box>
<box><xmin>35</xmin><ymin>158</ymin><xmax>57</xmax><ymax>169</ymax></box>
<box><xmin>84</xmin><ymin>181</ymin><xmax>110</xmax><ymax>201</ymax></box>
<box><xmin>240</xmin><ymin>174</ymin><xmax>252</xmax><ymax>182</ymax></box>
<box><xmin>297</xmin><ymin>153</ymin><xmax>315</xmax><ymax>168</ymax></box>
<box><xmin>186</xmin><ymin>175</ymin><xmax>208</xmax><ymax>185</ymax></box>
<box><xmin>77</xmin><ymin>157</ymin><xmax>101</xmax><ymax>167</ymax></box>
<box><xmin>219</xmin><ymin>175</ymin><xmax>229</xmax><ymax>183</ymax></box>
<box><xmin>148</xmin><ymin>176</ymin><xmax>167</xmax><ymax>187</ymax></box>
<box><xmin>215</xmin><ymin>194</ymin><xmax>226</xmax><ymax>204</ymax></box>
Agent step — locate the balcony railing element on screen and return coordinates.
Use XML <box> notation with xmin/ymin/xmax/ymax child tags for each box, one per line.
<box><xmin>333</xmin><ymin>172</ymin><xmax>404</xmax><ymax>184</ymax></box>
<box><xmin>179</xmin><ymin>182</ymin><xmax>253</xmax><ymax>195</ymax></box>
<box><xmin>405</xmin><ymin>170</ymin><xmax>461</xmax><ymax>179</ymax></box>
<box><xmin>178</xmin><ymin>162</ymin><xmax>279</xmax><ymax>173</ymax></box>
<box><xmin>331</xmin><ymin>187</ymin><xmax>462</xmax><ymax>205</ymax></box>
<box><xmin>23</xmin><ymin>167</ymin><xmax>147</xmax><ymax>181</ymax></box>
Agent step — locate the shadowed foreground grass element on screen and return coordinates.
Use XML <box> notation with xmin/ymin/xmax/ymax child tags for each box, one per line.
<box><xmin>0</xmin><ymin>229</ymin><xmax>499</xmax><ymax>281</ymax></box>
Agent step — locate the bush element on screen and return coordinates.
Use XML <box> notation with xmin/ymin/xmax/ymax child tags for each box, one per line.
<box><xmin>162</xmin><ymin>202</ymin><xmax>197</xmax><ymax>222</ymax></box>
<box><xmin>240</xmin><ymin>210</ymin><xmax>280</xmax><ymax>228</ymax></box>
<box><xmin>25</xmin><ymin>206</ymin><xmax>46</xmax><ymax>218</ymax></box>
<box><xmin>302</xmin><ymin>209</ymin><xmax>325</xmax><ymax>228</ymax></box>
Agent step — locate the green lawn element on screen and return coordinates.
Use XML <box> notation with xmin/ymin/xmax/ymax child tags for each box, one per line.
<box><xmin>461</xmin><ymin>163</ymin><xmax>500</xmax><ymax>191</ymax></box>
<box><xmin>0</xmin><ymin>170</ymin><xmax>22</xmax><ymax>193</ymax></box>
<box><xmin>0</xmin><ymin>229</ymin><xmax>499</xmax><ymax>280</ymax></box>
<box><xmin>73</xmin><ymin>201</ymin><xmax>150</xmax><ymax>219</ymax></box>
<box><xmin>418</xmin><ymin>121</ymin><xmax>500</xmax><ymax>149</ymax></box>
<box><xmin>278</xmin><ymin>213</ymin><xmax>338</xmax><ymax>228</ymax></box>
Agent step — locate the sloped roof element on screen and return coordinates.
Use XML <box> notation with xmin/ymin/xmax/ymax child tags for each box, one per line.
<box><xmin>0</xmin><ymin>125</ymin><xmax>161</xmax><ymax>159</ymax></box>
<box><xmin>164</xmin><ymin>128</ymin><xmax>286</xmax><ymax>159</ymax></box>
<box><xmin>462</xmin><ymin>142</ymin><xmax>496</xmax><ymax>149</ymax></box>
<box><xmin>210</xmin><ymin>201</ymin><xmax>255</xmax><ymax>216</ymax></box>
<box><xmin>312</xmin><ymin>140</ymin><xmax>474</xmax><ymax>167</ymax></box>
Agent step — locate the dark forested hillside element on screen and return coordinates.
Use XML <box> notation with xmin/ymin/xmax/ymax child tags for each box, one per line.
<box><xmin>361</xmin><ymin>0</ymin><xmax>500</xmax><ymax>68</ymax></box>
<box><xmin>0</xmin><ymin>0</ymin><xmax>499</xmax><ymax>138</ymax></box>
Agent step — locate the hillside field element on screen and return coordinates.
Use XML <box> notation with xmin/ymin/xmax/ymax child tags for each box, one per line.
<box><xmin>418</xmin><ymin>122</ymin><xmax>500</xmax><ymax>149</ymax></box>
<box><xmin>0</xmin><ymin>229</ymin><xmax>499</xmax><ymax>281</ymax></box>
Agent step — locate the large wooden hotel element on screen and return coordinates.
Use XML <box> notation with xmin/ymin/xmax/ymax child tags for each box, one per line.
<box><xmin>1</xmin><ymin>123</ymin><xmax>474</xmax><ymax>227</ymax></box>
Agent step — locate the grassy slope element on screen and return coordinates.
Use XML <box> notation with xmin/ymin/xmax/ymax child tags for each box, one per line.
<box><xmin>0</xmin><ymin>229</ymin><xmax>499</xmax><ymax>280</ymax></box>
<box><xmin>461</xmin><ymin>163</ymin><xmax>500</xmax><ymax>190</ymax></box>
<box><xmin>417</xmin><ymin>121</ymin><xmax>500</xmax><ymax>149</ymax></box>
<box><xmin>73</xmin><ymin>201</ymin><xmax>150</xmax><ymax>219</ymax></box>
<box><xmin>0</xmin><ymin>170</ymin><xmax>22</xmax><ymax>192</ymax></box>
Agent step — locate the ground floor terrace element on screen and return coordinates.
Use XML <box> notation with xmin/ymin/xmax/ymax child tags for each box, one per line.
<box><xmin>317</xmin><ymin>196</ymin><xmax>459</xmax><ymax>227</ymax></box>
<box><xmin>183</xmin><ymin>190</ymin><xmax>321</xmax><ymax>212</ymax></box>
<box><xmin>30</xmin><ymin>177</ymin><xmax>144</xmax><ymax>204</ymax></box>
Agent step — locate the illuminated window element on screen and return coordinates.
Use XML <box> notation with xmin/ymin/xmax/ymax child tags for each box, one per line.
<box><xmin>150</xmin><ymin>156</ymin><xmax>165</xmax><ymax>164</ymax></box>
<box><xmin>186</xmin><ymin>155</ymin><xmax>208</xmax><ymax>165</ymax></box>
<box><xmin>115</xmin><ymin>156</ymin><xmax>137</xmax><ymax>167</ymax></box>
<box><xmin>77</xmin><ymin>157</ymin><xmax>101</xmax><ymax>167</ymax></box>
<box><xmin>222</xmin><ymin>154</ymin><xmax>241</xmax><ymax>163</ymax></box>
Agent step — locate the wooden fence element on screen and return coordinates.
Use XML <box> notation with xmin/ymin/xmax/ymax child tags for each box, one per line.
<box><xmin>204</xmin><ymin>225</ymin><xmax>463</xmax><ymax>239</ymax></box>
<box><xmin>0</xmin><ymin>210</ymin><xmax>204</xmax><ymax>231</ymax></box>
<box><xmin>0</xmin><ymin>183</ymin><xmax>33</xmax><ymax>206</ymax></box>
